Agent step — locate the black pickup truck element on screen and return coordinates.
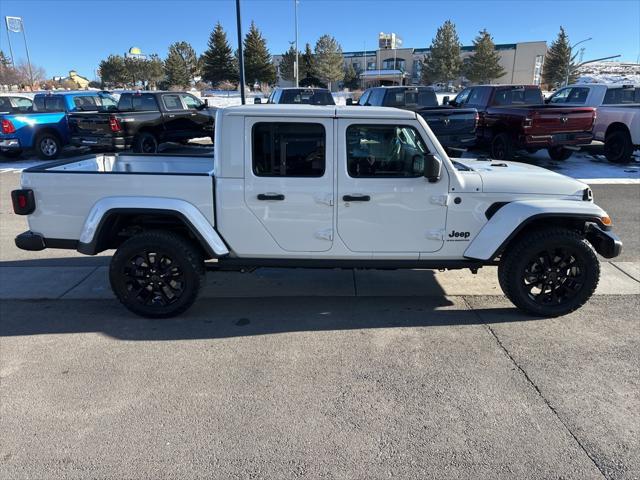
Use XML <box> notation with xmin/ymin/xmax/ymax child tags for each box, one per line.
<box><xmin>68</xmin><ymin>91</ymin><xmax>216</xmax><ymax>153</ymax></box>
<box><xmin>356</xmin><ymin>86</ymin><xmax>478</xmax><ymax>155</ymax></box>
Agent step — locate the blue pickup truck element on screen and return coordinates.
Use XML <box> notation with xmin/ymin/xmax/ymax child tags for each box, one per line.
<box><xmin>0</xmin><ymin>91</ymin><xmax>117</xmax><ymax>160</ymax></box>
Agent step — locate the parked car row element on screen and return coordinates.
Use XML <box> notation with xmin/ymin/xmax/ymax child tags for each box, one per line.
<box><xmin>0</xmin><ymin>91</ymin><xmax>216</xmax><ymax>160</ymax></box>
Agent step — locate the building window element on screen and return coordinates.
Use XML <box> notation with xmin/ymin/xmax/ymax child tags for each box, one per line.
<box><xmin>367</xmin><ymin>61</ymin><xmax>376</xmax><ymax>71</ymax></box>
<box><xmin>382</xmin><ymin>58</ymin><xmax>405</xmax><ymax>70</ymax></box>
<box><xmin>252</xmin><ymin>122</ymin><xmax>326</xmax><ymax>177</ymax></box>
<box><xmin>352</xmin><ymin>62</ymin><xmax>360</xmax><ymax>71</ymax></box>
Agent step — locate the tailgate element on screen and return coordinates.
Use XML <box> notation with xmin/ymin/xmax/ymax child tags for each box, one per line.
<box><xmin>418</xmin><ymin>108</ymin><xmax>477</xmax><ymax>135</ymax></box>
<box><xmin>68</xmin><ymin>112</ymin><xmax>113</xmax><ymax>136</ymax></box>
<box><xmin>531</xmin><ymin>107</ymin><xmax>595</xmax><ymax>134</ymax></box>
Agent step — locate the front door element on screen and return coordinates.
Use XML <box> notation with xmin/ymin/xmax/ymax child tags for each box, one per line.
<box><xmin>160</xmin><ymin>93</ymin><xmax>191</xmax><ymax>141</ymax></box>
<box><xmin>244</xmin><ymin>118</ymin><xmax>334</xmax><ymax>252</ymax></box>
<box><xmin>336</xmin><ymin>120</ymin><xmax>448</xmax><ymax>256</ymax></box>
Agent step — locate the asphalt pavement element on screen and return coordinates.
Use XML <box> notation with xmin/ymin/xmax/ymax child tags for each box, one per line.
<box><xmin>0</xmin><ymin>151</ymin><xmax>638</xmax><ymax>479</ymax></box>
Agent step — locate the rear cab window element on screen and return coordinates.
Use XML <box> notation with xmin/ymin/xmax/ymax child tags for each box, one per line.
<box><xmin>492</xmin><ymin>87</ymin><xmax>543</xmax><ymax>106</ymax></box>
<box><xmin>383</xmin><ymin>88</ymin><xmax>438</xmax><ymax>108</ymax></box>
<box><xmin>252</xmin><ymin>122</ymin><xmax>325</xmax><ymax>177</ymax></box>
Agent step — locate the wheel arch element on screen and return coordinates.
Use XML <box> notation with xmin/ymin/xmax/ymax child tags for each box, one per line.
<box><xmin>605</xmin><ymin>122</ymin><xmax>631</xmax><ymax>139</ymax></box>
<box><xmin>76</xmin><ymin>197</ymin><xmax>229</xmax><ymax>258</ymax></box>
<box><xmin>464</xmin><ymin>200</ymin><xmax>611</xmax><ymax>261</ymax></box>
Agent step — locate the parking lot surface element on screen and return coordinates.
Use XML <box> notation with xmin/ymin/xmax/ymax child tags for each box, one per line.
<box><xmin>1</xmin><ymin>150</ymin><xmax>638</xmax><ymax>479</ymax></box>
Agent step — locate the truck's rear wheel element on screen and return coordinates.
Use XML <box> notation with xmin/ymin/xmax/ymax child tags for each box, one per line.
<box><xmin>490</xmin><ymin>133</ymin><xmax>513</xmax><ymax>160</ymax></box>
<box><xmin>547</xmin><ymin>146</ymin><xmax>573</xmax><ymax>161</ymax></box>
<box><xmin>109</xmin><ymin>231</ymin><xmax>205</xmax><ymax>318</ymax></box>
<box><xmin>133</xmin><ymin>132</ymin><xmax>158</xmax><ymax>153</ymax></box>
<box><xmin>35</xmin><ymin>133</ymin><xmax>61</xmax><ymax>160</ymax></box>
<box><xmin>498</xmin><ymin>228</ymin><xmax>600</xmax><ymax>317</ymax></box>
<box><xmin>604</xmin><ymin>130</ymin><xmax>633</xmax><ymax>164</ymax></box>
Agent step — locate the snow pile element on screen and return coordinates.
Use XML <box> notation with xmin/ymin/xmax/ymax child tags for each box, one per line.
<box><xmin>576</xmin><ymin>61</ymin><xmax>640</xmax><ymax>85</ymax></box>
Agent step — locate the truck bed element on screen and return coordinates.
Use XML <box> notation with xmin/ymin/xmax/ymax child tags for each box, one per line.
<box><xmin>21</xmin><ymin>153</ymin><xmax>215</xmax><ymax>242</ymax></box>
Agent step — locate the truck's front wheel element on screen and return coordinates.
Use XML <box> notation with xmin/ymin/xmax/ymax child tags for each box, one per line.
<box><xmin>109</xmin><ymin>231</ymin><xmax>205</xmax><ymax>318</ymax></box>
<box><xmin>498</xmin><ymin>228</ymin><xmax>600</xmax><ymax>317</ymax></box>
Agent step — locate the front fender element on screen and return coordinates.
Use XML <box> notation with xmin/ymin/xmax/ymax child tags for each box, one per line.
<box><xmin>464</xmin><ymin>199</ymin><xmax>609</xmax><ymax>261</ymax></box>
<box><xmin>77</xmin><ymin>196</ymin><xmax>229</xmax><ymax>257</ymax></box>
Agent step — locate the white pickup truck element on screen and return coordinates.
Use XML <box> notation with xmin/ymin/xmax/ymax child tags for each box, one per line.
<box><xmin>548</xmin><ymin>84</ymin><xmax>639</xmax><ymax>163</ymax></box>
<box><xmin>12</xmin><ymin>105</ymin><xmax>621</xmax><ymax>318</ymax></box>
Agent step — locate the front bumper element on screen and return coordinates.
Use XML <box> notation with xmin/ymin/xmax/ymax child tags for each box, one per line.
<box><xmin>586</xmin><ymin>224</ymin><xmax>622</xmax><ymax>259</ymax></box>
<box><xmin>0</xmin><ymin>138</ymin><xmax>21</xmax><ymax>150</ymax></box>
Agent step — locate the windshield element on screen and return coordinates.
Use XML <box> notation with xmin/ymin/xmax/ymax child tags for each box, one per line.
<box><xmin>279</xmin><ymin>89</ymin><xmax>335</xmax><ymax>105</ymax></box>
<box><xmin>493</xmin><ymin>87</ymin><xmax>543</xmax><ymax>106</ymax></box>
<box><xmin>386</xmin><ymin>88</ymin><xmax>438</xmax><ymax>108</ymax></box>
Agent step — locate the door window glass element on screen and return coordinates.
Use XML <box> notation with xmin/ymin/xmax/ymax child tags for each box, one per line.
<box><xmin>162</xmin><ymin>94</ymin><xmax>183</xmax><ymax>110</ymax></box>
<box><xmin>566</xmin><ymin>87</ymin><xmax>589</xmax><ymax>103</ymax></box>
<box><xmin>180</xmin><ymin>93</ymin><xmax>203</xmax><ymax>109</ymax></box>
<box><xmin>346</xmin><ymin>124</ymin><xmax>428</xmax><ymax>178</ymax></box>
<box><xmin>252</xmin><ymin>122</ymin><xmax>325</xmax><ymax>177</ymax></box>
<box><xmin>454</xmin><ymin>88</ymin><xmax>471</xmax><ymax>105</ymax></box>
<box><xmin>549</xmin><ymin>88</ymin><xmax>571</xmax><ymax>103</ymax></box>
<box><xmin>358</xmin><ymin>90</ymin><xmax>371</xmax><ymax>106</ymax></box>
<box><xmin>132</xmin><ymin>94</ymin><xmax>158</xmax><ymax>111</ymax></box>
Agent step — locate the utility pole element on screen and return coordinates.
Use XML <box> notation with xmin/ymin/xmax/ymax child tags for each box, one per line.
<box><xmin>235</xmin><ymin>0</ymin><xmax>246</xmax><ymax>104</ymax></box>
<box><xmin>565</xmin><ymin>37</ymin><xmax>591</xmax><ymax>87</ymax></box>
<box><xmin>294</xmin><ymin>0</ymin><xmax>299</xmax><ymax>87</ymax></box>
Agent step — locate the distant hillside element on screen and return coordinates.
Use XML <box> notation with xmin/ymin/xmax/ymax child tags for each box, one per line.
<box><xmin>576</xmin><ymin>61</ymin><xmax>640</xmax><ymax>84</ymax></box>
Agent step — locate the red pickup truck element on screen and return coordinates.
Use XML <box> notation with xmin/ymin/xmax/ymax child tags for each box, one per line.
<box><xmin>448</xmin><ymin>85</ymin><xmax>595</xmax><ymax>160</ymax></box>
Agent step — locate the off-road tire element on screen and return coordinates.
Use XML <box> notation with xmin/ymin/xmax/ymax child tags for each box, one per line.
<box><xmin>547</xmin><ymin>146</ymin><xmax>573</xmax><ymax>161</ymax></box>
<box><xmin>491</xmin><ymin>132</ymin><xmax>514</xmax><ymax>160</ymax></box>
<box><xmin>35</xmin><ymin>132</ymin><xmax>61</xmax><ymax>160</ymax></box>
<box><xmin>132</xmin><ymin>132</ymin><xmax>158</xmax><ymax>154</ymax></box>
<box><xmin>604</xmin><ymin>130</ymin><xmax>633</xmax><ymax>164</ymax></box>
<box><xmin>109</xmin><ymin>231</ymin><xmax>205</xmax><ymax>318</ymax></box>
<box><xmin>498</xmin><ymin>228</ymin><xmax>600</xmax><ymax>317</ymax></box>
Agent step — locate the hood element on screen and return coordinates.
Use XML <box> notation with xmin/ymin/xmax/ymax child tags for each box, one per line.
<box><xmin>456</xmin><ymin>158</ymin><xmax>588</xmax><ymax>196</ymax></box>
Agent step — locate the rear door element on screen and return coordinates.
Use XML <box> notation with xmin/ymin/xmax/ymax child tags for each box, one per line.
<box><xmin>243</xmin><ymin>117</ymin><xmax>334</xmax><ymax>252</ymax></box>
<box><xmin>336</xmin><ymin>119</ymin><xmax>448</xmax><ymax>256</ymax></box>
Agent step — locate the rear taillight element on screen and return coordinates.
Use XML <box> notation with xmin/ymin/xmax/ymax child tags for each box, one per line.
<box><xmin>11</xmin><ymin>189</ymin><xmax>35</xmax><ymax>215</ymax></box>
<box><xmin>109</xmin><ymin>116</ymin><xmax>122</xmax><ymax>132</ymax></box>
<box><xmin>1</xmin><ymin>119</ymin><xmax>16</xmax><ymax>134</ymax></box>
<box><xmin>474</xmin><ymin>112</ymin><xmax>480</xmax><ymax>129</ymax></box>
<box><xmin>523</xmin><ymin>117</ymin><xmax>533</xmax><ymax>128</ymax></box>
<box><xmin>592</xmin><ymin>111</ymin><xmax>597</xmax><ymax>127</ymax></box>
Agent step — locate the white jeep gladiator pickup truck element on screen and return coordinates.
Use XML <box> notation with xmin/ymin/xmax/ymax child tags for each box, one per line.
<box><xmin>12</xmin><ymin>105</ymin><xmax>621</xmax><ymax>318</ymax></box>
<box><xmin>548</xmin><ymin>84</ymin><xmax>639</xmax><ymax>163</ymax></box>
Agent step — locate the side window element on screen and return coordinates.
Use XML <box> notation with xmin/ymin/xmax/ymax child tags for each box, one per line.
<box><xmin>549</xmin><ymin>88</ymin><xmax>571</xmax><ymax>104</ymax></box>
<box><xmin>346</xmin><ymin>124</ymin><xmax>429</xmax><ymax>178</ymax></box>
<box><xmin>34</xmin><ymin>96</ymin><xmax>45</xmax><ymax>111</ymax></box>
<box><xmin>162</xmin><ymin>94</ymin><xmax>183</xmax><ymax>111</ymax></box>
<box><xmin>454</xmin><ymin>88</ymin><xmax>471</xmax><ymax>105</ymax></box>
<box><xmin>566</xmin><ymin>87</ymin><xmax>589</xmax><ymax>104</ymax></box>
<box><xmin>45</xmin><ymin>96</ymin><xmax>65</xmax><ymax>112</ymax></box>
<box><xmin>466</xmin><ymin>88</ymin><xmax>483</xmax><ymax>106</ymax></box>
<box><xmin>358</xmin><ymin>90</ymin><xmax>371</xmax><ymax>106</ymax></box>
<box><xmin>180</xmin><ymin>93</ymin><xmax>202</xmax><ymax>109</ymax></box>
<box><xmin>603</xmin><ymin>87</ymin><xmax>639</xmax><ymax>104</ymax></box>
<box><xmin>252</xmin><ymin>122</ymin><xmax>325</xmax><ymax>177</ymax></box>
<box><xmin>369</xmin><ymin>89</ymin><xmax>385</xmax><ymax>105</ymax></box>
<box><xmin>14</xmin><ymin>98</ymin><xmax>33</xmax><ymax>112</ymax></box>
<box><xmin>132</xmin><ymin>94</ymin><xmax>158</xmax><ymax>111</ymax></box>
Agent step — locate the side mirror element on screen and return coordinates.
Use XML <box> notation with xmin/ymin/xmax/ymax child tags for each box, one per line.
<box><xmin>442</xmin><ymin>96</ymin><xmax>450</xmax><ymax>105</ymax></box>
<box><xmin>346</xmin><ymin>98</ymin><xmax>353</xmax><ymax>105</ymax></box>
<box><xmin>424</xmin><ymin>153</ymin><xmax>442</xmax><ymax>183</ymax></box>
<box><xmin>254</xmin><ymin>97</ymin><xmax>262</xmax><ymax>104</ymax></box>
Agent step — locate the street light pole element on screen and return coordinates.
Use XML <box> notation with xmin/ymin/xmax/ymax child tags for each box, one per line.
<box><xmin>565</xmin><ymin>37</ymin><xmax>591</xmax><ymax>87</ymax></box>
<box><xmin>235</xmin><ymin>0</ymin><xmax>246</xmax><ymax>105</ymax></box>
<box><xmin>294</xmin><ymin>0</ymin><xmax>299</xmax><ymax>87</ymax></box>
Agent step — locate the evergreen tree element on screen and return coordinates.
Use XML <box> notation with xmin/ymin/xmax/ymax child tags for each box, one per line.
<box><xmin>99</xmin><ymin>54</ymin><xmax>127</xmax><ymax>88</ymax></box>
<box><xmin>201</xmin><ymin>22</ymin><xmax>237</xmax><ymax>85</ymax></box>
<box><xmin>278</xmin><ymin>45</ymin><xmax>298</xmax><ymax>82</ymax></box>
<box><xmin>464</xmin><ymin>29</ymin><xmax>506</xmax><ymax>84</ymax></box>
<box><xmin>543</xmin><ymin>26</ymin><xmax>577</xmax><ymax>87</ymax></box>
<box><xmin>143</xmin><ymin>54</ymin><xmax>165</xmax><ymax>89</ymax></box>
<box><xmin>243</xmin><ymin>21</ymin><xmax>276</xmax><ymax>86</ymax></box>
<box><xmin>313</xmin><ymin>34</ymin><xmax>344</xmax><ymax>90</ymax></box>
<box><xmin>165</xmin><ymin>41</ymin><xmax>199</xmax><ymax>88</ymax></box>
<box><xmin>421</xmin><ymin>20</ymin><xmax>462</xmax><ymax>85</ymax></box>
<box><xmin>343</xmin><ymin>63</ymin><xmax>359</xmax><ymax>90</ymax></box>
<box><xmin>299</xmin><ymin>43</ymin><xmax>317</xmax><ymax>83</ymax></box>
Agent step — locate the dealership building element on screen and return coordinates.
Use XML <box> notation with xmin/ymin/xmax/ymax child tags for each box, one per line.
<box><xmin>274</xmin><ymin>33</ymin><xmax>547</xmax><ymax>89</ymax></box>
